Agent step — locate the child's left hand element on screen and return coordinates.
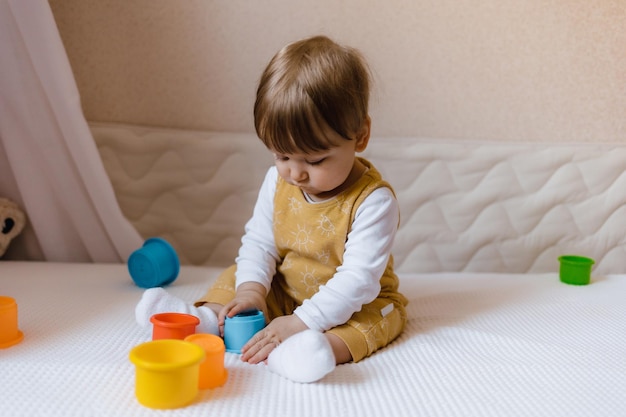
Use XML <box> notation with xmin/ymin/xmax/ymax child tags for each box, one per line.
<box><xmin>240</xmin><ymin>314</ymin><xmax>308</xmax><ymax>364</ymax></box>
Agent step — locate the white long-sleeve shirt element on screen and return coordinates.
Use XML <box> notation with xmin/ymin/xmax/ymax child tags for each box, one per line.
<box><xmin>234</xmin><ymin>166</ymin><xmax>399</xmax><ymax>331</ymax></box>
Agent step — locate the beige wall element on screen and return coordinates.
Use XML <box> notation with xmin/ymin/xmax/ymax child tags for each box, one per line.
<box><xmin>50</xmin><ymin>0</ymin><xmax>625</xmax><ymax>142</ymax></box>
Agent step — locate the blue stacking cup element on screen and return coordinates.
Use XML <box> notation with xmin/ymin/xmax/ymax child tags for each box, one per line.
<box><xmin>223</xmin><ymin>310</ymin><xmax>266</xmax><ymax>353</ymax></box>
<box><xmin>128</xmin><ymin>238</ymin><xmax>180</xmax><ymax>288</ymax></box>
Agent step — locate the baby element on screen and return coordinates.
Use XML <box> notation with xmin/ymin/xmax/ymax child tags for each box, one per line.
<box><xmin>136</xmin><ymin>35</ymin><xmax>408</xmax><ymax>383</ymax></box>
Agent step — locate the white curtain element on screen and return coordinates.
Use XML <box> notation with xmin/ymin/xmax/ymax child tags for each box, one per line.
<box><xmin>0</xmin><ymin>0</ymin><xmax>142</xmax><ymax>262</ymax></box>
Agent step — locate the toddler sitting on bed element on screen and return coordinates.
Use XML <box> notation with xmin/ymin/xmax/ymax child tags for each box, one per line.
<box><xmin>136</xmin><ymin>35</ymin><xmax>408</xmax><ymax>383</ymax></box>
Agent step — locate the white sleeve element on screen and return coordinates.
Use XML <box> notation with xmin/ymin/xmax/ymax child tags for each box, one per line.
<box><xmin>234</xmin><ymin>167</ymin><xmax>279</xmax><ymax>292</ymax></box>
<box><xmin>293</xmin><ymin>187</ymin><xmax>399</xmax><ymax>331</ymax></box>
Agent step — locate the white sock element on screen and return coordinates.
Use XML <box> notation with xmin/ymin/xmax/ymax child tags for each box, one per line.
<box><xmin>135</xmin><ymin>287</ymin><xmax>219</xmax><ymax>335</ymax></box>
<box><xmin>267</xmin><ymin>330</ymin><xmax>336</xmax><ymax>383</ymax></box>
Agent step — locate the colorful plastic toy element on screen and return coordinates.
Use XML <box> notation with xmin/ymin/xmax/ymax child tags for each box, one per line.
<box><xmin>128</xmin><ymin>238</ymin><xmax>180</xmax><ymax>288</ymax></box>
<box><xmin>0</xmin><ymin>296</ymin><xmax>23</xmax><ymax>348</ymax></box>
<box><xmin>130</xmin><ymin>339</ymin><xmax>205</xmax><ymax>409</ymax></box>
<box><xmin>185</xmin><ymin>333</ymin><xmax>228</xmax><ymax>389</ymax></box>
<box><xmin>558</xmin><ymin>255</ymin><xmax>595</xmax><ymax>285</ymax></box>
<box><xmin>150</xmin><ymin>312</ymin><xmax>200</xmax><ymax>340</ymax></box>
<box><xmin>223</xmin><ymin>310</ymin><xmax>265</xmax><ymax>353</ymax></box>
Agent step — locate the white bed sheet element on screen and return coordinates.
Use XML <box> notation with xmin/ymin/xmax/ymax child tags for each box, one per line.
<box><xmin>1</xmin><ymin>261</ymin><xmax>625</xmax><ymax>417</ymax></box>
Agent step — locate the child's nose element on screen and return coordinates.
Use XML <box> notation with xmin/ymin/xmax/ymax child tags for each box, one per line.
<box><xmin>291</xmin><ymin>165</ymin><xmax>308</xmax><ymax>182</ymax></box>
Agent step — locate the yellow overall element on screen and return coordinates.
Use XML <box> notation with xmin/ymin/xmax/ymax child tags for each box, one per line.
<box><xmin>197</xmin><ymin>158</ymin><xmax>407</xmax><ymax>361</ymax></box>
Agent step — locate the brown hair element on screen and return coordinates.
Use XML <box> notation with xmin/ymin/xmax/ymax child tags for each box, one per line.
<box><xmin>254</xmin><ymin>35</ymin><xmax>371</xmax><ymax>154</ymax></box>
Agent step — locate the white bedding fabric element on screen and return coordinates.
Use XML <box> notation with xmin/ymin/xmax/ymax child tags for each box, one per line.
<box><xmin>91</xmin><ymin>122</ymin><xmax>626</xmax><ymax>274</ymax></box>
<box><xmin>1</xmin><ymin>262</ymin><xmax>625</xmax><ymax>417</ymax></box>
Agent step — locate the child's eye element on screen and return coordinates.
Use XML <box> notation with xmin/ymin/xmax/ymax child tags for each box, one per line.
<box><xmin>307</xmin><ymin>158</ymin><xmax>325</xmax><ymax>166</ymax></box>
<box><xmin>274</xmin><ymin>155</ymin><xmax>289</xmax><ymax>161</ymax></box>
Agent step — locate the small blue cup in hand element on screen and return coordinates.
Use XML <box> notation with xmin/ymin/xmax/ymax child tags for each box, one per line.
<box><xmin>223</xmin><ymin>310</ymin><xmax>266</xmax><ymax>353</ymax></box>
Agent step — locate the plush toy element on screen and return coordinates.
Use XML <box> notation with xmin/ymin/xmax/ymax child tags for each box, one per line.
<box><xmin>0</xmin><ymin>198</ymin><xmax>26</xmax><ymax>258</ymax></box>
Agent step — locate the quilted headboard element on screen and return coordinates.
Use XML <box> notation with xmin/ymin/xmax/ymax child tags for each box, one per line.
<box><xmin>92</xmin><ymin>122</ymin><xmax>626</xmax><ymax>274</ymax></box>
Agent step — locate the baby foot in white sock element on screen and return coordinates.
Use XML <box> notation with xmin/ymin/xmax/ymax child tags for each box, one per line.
<box><xmin>267</xmin><ymin>329</ymin><xmax>336</xmax><ymax>383</ymax></box>
<box><xmin>135</xmin><ymin>287</ymin><xmax>219</xmax><ymax>335</ymax></box>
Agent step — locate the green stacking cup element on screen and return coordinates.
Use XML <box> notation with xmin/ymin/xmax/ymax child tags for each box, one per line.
<box><xmin>558</xmin><ymin>255</ymin><xmax>594</xmax><ymax>285</ymax></box>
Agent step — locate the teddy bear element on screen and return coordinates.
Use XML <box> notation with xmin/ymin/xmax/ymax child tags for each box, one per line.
<box><xmin>0</xmin><ymin>198</ymin><xmax>26</xmax><ymax>258</ymax></box>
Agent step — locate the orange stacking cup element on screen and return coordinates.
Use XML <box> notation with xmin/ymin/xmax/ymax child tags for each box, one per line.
<box><xmin>185</xmin><ymin>333</ymin><xmax>228</xmax><ymax>389</ymax></box>
<box><xmin>0</xmin><ymin>296</ymin><xmax>24</xmax><ymax>348</ymax></box>
<box><xmin>150</xmin><ymin>313</ymin><xmax>200</xmax><ymax>340</ymax></box>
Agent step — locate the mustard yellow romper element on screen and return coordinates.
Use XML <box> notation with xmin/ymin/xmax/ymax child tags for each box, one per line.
<box><xmin>197</xmin><ymin>159</ymin><xmax>408</xmax><ymax>362</ymax></box>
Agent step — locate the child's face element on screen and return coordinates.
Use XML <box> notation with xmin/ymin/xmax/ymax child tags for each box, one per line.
<box><xmin>272</xmin><ymin>128</ymin><xmax>367</xmax><ymax>201</ymax></box>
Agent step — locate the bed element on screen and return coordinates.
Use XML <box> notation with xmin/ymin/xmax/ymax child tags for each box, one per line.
<box><xmin>2</xmin><ymin>261</ymin><xmax>626</xmax><ymax>417</ymax></box>
<box><xmin>2</xmin><ymin>123</ymin><xmax>625</xmax><ymax>416</ymax></box>
<box><xmin>90</xmin><ymin>122</ymin><xmax>626</xmax><ymax>274</ymax></box>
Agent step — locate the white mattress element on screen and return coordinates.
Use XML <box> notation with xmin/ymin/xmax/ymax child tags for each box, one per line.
<box><xmin>2</xmin><ymin>261</ymin><xmax>625</xmax><ymax>417</ymax></box>
<box><xmin>91</xmin><ymin>122</ymin><xmax>626</xmax><ymax>274</ymax></box>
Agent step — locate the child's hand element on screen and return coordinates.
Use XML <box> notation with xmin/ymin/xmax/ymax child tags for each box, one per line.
<box><xmin>240</xmin><ymin>314</ymin><xmax>308</xmax><ymax>364</ymax></box>
<box><xmin>217</xmin><ymin>282</ymin><xmax>267</xmax><ymax>335</ymax></box>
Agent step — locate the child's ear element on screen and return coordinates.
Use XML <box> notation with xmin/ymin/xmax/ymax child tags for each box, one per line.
<box><xmin>354</xmin><ymin>117</ymin><xmax>371</xmax><ymax>152</ymax></box>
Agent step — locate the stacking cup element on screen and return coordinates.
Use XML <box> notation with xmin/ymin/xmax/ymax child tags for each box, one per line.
<box><xmin>185</xmin><ymin>333</ymin><xmax>228</xmax><ymax>389</ymax></box>
<box><xmin>129</xmin><ymin>339</ymin><xmax>205</xmax><ymax>409</ymax></box>
<box><xmin>0</xmin><ymin>296</ymin><xmax>23</xmax><ymax>348</ymax></box>
<box><xmin>150</xmin><ymin>312</ymin><xmax>199</xmax><ymax>340</ymax></box>
<box><xmin>558</xmin><ymin>255</ymin><xmax>595</xmax><ymax>285</ymax></box>
<box><xmin>128</xmin><ymin>238</ymin><xmax>180</xmax><ymax>288</ymax></box>
<box><xmin>223</xmin><ymin>310</ymin><xmax>265</xmax><ymax>353</ymax></box>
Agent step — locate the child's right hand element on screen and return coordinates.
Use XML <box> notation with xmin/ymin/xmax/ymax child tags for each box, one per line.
<box><xmin>217</xmin><ymin>282</ymin><xmax>268</xmax><ymax>335</ymax></box>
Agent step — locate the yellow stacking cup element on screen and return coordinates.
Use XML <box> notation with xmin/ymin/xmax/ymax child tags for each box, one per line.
<box><xmin>129</xmin><ymin>339</ymin><xmax>205</xmax><ymax>409</ymax></box>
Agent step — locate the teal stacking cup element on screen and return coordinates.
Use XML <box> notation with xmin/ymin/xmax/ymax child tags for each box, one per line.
<box><xmin>223</xmin><ymin>310</ymin><xmax>266</xmax><ymax>353</ymax></box>
<box><xmin>558</xmin><ymin>255</ymin><xmax>595</xmax><ymax>285</ymax></box>
<box><xmin>128</xmin><ymin>238</ymin><xmax>180</xmax><ymax>288</ymax></box>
